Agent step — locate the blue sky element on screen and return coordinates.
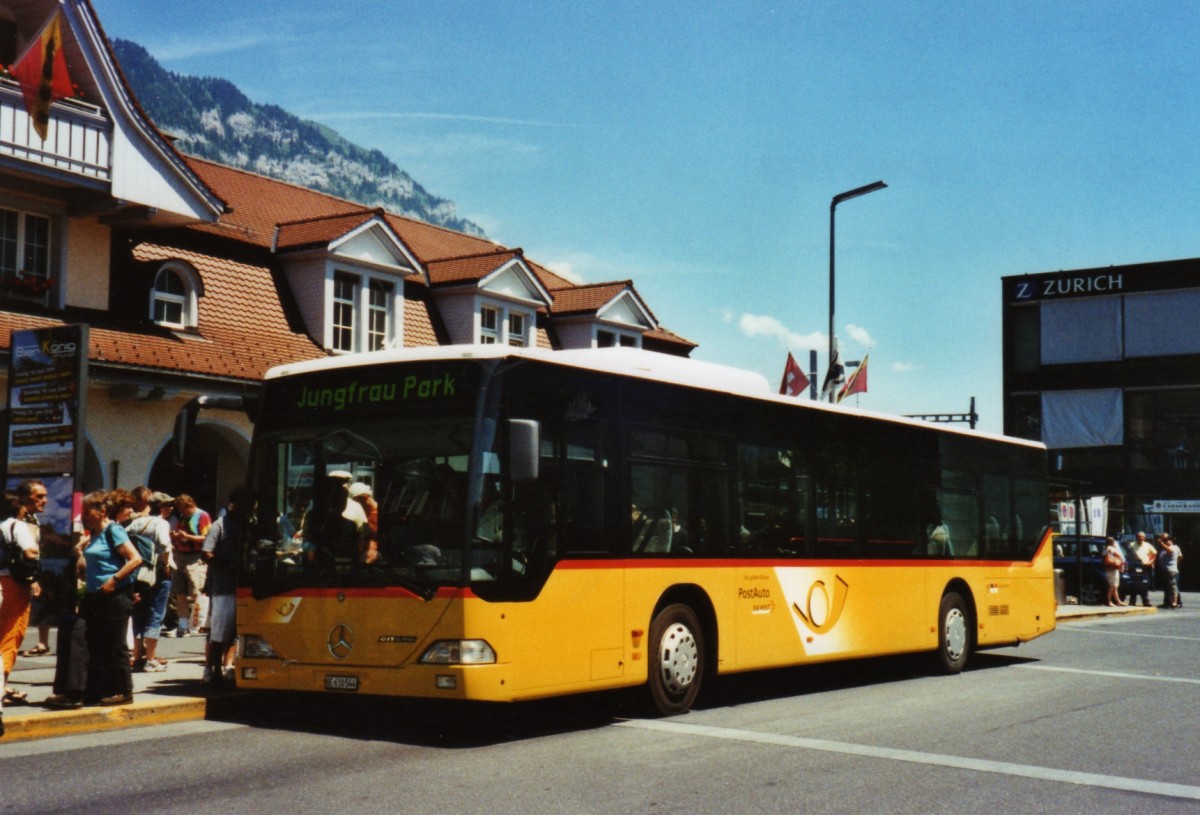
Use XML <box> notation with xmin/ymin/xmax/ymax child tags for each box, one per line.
<box><xmin>92</xmin><ymin>1</ymin><xmax>1200</xmax><ymax>433</ymax></box>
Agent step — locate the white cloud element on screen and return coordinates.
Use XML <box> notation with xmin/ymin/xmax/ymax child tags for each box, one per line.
<box><xmin>149</xmin><ymin>33</ymin><xmax>280</xmax><ymax>61</ymax></box>
<box><xmin>542</xmin><ymin>261</ymin><xmax>585</xmax><ymax>285</ymax></box>
<box><xmin>738</xmin><ymin>313</ymin><xmax>825</xmax><ymax>351</ymax></box>
<box><xmin>309</xmin><ymin>111</ymin><xmax>577</xmax><ymax>128</ymax></box>
<box><xmin>891</xmin><ymin>361</ymin><xmax>917</xmax><ymax>373</ymax></box>
<box><xmin>845</xmin><ymin>323</ymin><xmax>874</xmax><ymax>347</ymax></box>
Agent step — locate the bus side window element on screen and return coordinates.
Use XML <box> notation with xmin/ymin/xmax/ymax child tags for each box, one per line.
<box><xmin>737</xmin><ymin>444</ymin><xmax>806</xmax><ymax>556</ymax></box>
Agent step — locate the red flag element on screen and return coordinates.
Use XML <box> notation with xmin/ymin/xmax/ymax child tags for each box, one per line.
<box><xmin>779</xmin><ymin>352</ymin><xmax>809</xmax><ymax>397</ymax></box>
<box><xmin>11</xmin><ymin>12</ymin><xmax>74</xmax><ymax>141</ymax></box>
<box><xmin>837</xmin><ymin>353</ymin><xmax>869</xmax><ymax>403</ymax></box>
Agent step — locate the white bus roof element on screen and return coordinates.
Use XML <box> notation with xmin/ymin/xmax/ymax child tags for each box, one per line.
<box><xmin>265</xmin><ymin>345</ymin><xmax>1043</xmax><ymax>451</ymax></box>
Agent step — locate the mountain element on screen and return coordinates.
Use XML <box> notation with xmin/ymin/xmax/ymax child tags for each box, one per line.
<box><xmin>111</xmin><ymin>39</ymin><xmax>486</xmax><ymax>238</ymax></box>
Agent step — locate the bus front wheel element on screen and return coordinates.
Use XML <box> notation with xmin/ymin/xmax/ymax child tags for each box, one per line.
<box><xmin>936</xmin><ymin>591</ymin><xmax>971</xmax><ymax>673</ymax></box>
<box><xmin>648</xmin><ymin>604</ymin><xmax>704</xmax><ymax>716</ymax></box>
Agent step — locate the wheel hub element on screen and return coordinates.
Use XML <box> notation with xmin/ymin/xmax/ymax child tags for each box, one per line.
<box><xmin>944</xmin><ymin>607</ymin><xmax>967</xmax><ymax>661</ymax></box>
<box><xmin>658</xmin><ymin>621</ymin><xmax>699</xmax><ymax>695</ymax></box>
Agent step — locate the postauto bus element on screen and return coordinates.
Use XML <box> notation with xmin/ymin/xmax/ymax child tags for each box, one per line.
<box><xmin>226</xmin><ymin>346</ymin><xmax>1055</xmax><ymax>715</ymax></box>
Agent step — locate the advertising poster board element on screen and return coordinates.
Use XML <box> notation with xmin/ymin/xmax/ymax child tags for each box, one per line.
<box><xmin>5</xmin><ymin>324</ymin><xmax>88</xmax><ymax>555</ymax></box>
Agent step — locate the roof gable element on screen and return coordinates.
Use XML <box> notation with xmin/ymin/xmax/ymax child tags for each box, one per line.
<box><xmin>272</xmin><ymin>209</ymin><xmax>419</xmax><ymax>273</ymax></box>
<box><xmin>48</xmin><ymin>0</ymin><xmax>225</xmax><ymax>222</ymax></box>
<box><xmin>551</xmin><ymin>281</ymin><xmax>657</xmax><ymax>329</ymax></box>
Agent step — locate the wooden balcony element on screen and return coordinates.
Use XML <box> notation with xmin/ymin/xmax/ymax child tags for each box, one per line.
<box><xmin>0</xmin><ymin>78</ymin><xmax>111</xmax><ymax>182</ymax></box>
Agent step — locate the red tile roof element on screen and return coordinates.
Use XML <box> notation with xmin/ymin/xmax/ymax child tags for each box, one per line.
<box><xmin>273</xmin><ymin>209</ymin><xmax>392</xmax><ymax>253</ymax></box>
<box><xmin>426</xmin><ymin>249</ymin><xmax>524</xmax><ymax>286</ymax></box>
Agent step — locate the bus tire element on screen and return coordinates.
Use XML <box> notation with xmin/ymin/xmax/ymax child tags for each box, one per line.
<box><xmin>936</xmin><ymin>591</ymin><xmax>971</xmax><ymax>673</ymax></box>
<box><xmin>648</xmin><ymin>604</ymin><xmax>704</xmax><ymax>716</ymax></box>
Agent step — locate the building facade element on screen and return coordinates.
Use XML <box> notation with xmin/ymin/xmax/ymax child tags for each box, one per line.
<box><xmin>1003</xmin><ymin>259</ymin><xmax>1200</xmax><ymax>587</ymax></box>
<box><xmin>0</xmin><ymin>0</ymin><xmax>693</xmax><ymax>517</ymax></box>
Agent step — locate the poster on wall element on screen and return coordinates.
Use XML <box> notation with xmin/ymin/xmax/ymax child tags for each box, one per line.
<box><xmin>5</xmin><ymin>324</ymin><xmax>88</xmax><ymax>549</ymax></box>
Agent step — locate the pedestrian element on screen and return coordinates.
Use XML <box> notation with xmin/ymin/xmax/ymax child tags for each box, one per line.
<box><xmin>1102</xmin><ymin>536</ymin><xmax>1126</xmax><ymax>607</ymax></box>
<box><xmin>1159</xmin><ymin>535</ymin><xmax>1183</xmax><ymax>609</ymax></box>
<box><xmin>42</xmin><ymin>534</ymin><xmax>90</xmax><ymax>710</ymax></box>
<box><xmin>1131</xmin><ymin>532</ymin><xmax>1156</xmax><ymax>607</ymax></box>
<box><xmin>0</xmin><ymin>488</ymin><xmax>40</xmax><ymax>707</ymax></box>
<box><xmin>168</xmin><ymin>494</ymin><xmax>210</xmax><ymax>638</ymax></box>
<box><xmin>16</xmin><ymin>479</ymin><xmax>51</xmax><ymax>659</ymax></box>
<box><xmin>126</xmin><ymin>489</ymin><xmax>175</xmax><ymax>673</ymax></box>
<box><xmin>79</xmin><ymin>490</ymin><xmax>141</xmax><ymax>706</ymax></box>
<box><xmin>202</xmin><ymin>486</ymin><xmax>252</xmax><ymax>686</ymax></box>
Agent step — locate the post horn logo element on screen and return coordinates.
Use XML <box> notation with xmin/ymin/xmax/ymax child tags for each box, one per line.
<box><xmin>327</xmin><ymin>624</ymin><xmax>354</xmax><ymax>660</ymax></box>
<box><xmin>793</xmin><ymin>575</ymin><xmax>850</xmax><ymax>635</ymax></box>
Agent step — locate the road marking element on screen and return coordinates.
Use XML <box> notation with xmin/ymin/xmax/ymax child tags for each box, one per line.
<box><xmin>617</xmin><ymin>719</ymin><xmax>1200</xmax><ymax>802</ymax></box>
<box><xmin>0</xmin><ymin>720</ymin><xmax>245</xmax><ymax>759</ymax></box>
<box><xmin>1016</xmin><ymin>664</ymin><xmax>1200</xmax><ymax>685</ymax></box>
<box><xmin>1055</xmin><ymin>626</ymin><xmax>1200</xmax><ymax>642</ymax></box>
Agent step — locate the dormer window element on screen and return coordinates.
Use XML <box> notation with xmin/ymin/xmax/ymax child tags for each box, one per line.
<box><xmin>328</xmin><ymin>269</ymin><xmax>397</xmax><ymax>353</ymax></box>
<box><xmin>150</xmin><ymin>261</ymin><xmax>200</xmax><ymax>329</ymax></box>
<box><xmin>508</xmin><ymin>312</ymin><xmax>527</xmax><ymax>347</ymax></box>
<box><xmin>476</xmin><ymin>301</ymin><xmax>532</xmax><ymax>347</ymax></box>
<box><xmin>597</xmin><ymin>328</ymin><xmax>640</xmax><ymax>348</ymax></box>
<box><xmin>480</xmin><ymin>306</ymin><xmax>499</xmax><ymax>344</ymax></box>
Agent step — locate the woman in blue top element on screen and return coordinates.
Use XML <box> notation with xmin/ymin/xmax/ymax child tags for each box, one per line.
<box><xmin>80</xmin><ymin>490</ymin><xmax>141</xmax><ymax>706</ymax></box>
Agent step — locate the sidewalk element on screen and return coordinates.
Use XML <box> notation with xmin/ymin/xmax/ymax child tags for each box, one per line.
<box><xmin>1</xmin><ymin>628</ymin><xmax>227</xmax><ymax>743</ymax></box>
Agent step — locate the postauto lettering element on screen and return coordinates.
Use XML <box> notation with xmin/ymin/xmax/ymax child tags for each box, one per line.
<box><xmin>295</xmin><ymin>372</ymin><xmax>457</xmax><ymax>411</ymax></box>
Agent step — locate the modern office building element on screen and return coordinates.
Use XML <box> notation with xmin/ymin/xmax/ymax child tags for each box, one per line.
<box><xmin>1003</xmin><ymin>258</ymin><xmax>1200</xmax><ymax>586</ymax></box>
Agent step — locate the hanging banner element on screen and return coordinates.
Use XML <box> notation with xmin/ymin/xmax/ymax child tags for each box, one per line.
<box><xmin>5</xmin><ymin>324</ymin><xmax>88</xmax><ymax>540</ymax></box>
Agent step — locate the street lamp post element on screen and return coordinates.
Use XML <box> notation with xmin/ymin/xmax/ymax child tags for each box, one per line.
<box><xmin>829</xmin><ymin>180</ymin><xmax>886</xmax><ymax>398</ymax></box>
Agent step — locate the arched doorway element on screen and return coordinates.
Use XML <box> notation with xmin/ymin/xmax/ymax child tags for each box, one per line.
<box><xmin>148</xmin><ymin>423</ymin><xmax>248</xmax><ymax>515</ymax></box>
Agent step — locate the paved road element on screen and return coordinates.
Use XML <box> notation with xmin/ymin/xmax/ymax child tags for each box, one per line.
<box><xmin>1</xmin><ymin>598</ymin><xmax>1196</xmax><ymax>814</ymax></box>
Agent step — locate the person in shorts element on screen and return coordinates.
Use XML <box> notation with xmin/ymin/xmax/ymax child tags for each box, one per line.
<box><xmin>168</xmin><ymin>495</ymin><xmax>210</xmax><ymax>637</ymax></box>
<box><xmin>202</xmin><ymin>487</ymin><xmax>252</xmax><ymax>685</ymax></box>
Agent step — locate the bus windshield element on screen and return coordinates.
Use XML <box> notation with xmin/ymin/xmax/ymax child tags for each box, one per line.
<box><xmin>247</xmin><ymin>359</ymin><xmax>503</xmax><ymax>594</ymax></box>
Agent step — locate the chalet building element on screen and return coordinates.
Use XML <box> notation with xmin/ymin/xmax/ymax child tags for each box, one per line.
<box><xmin>0</xmin><ymin>0</ymin><xmax>693</xmax><ymax>514</ymax></box>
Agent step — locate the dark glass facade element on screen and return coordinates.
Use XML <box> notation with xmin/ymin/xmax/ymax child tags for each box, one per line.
<box><xmin>1002</xmin><ymin>259</ymin><xmax>1200</xmax><ymax>589</ymax></box>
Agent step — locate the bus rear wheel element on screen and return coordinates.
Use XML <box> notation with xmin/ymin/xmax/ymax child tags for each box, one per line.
<box><xmin>648</xmin><ymin>604</ymin><xmax>704</xmax><ymax>716</ymax></box>
<box><xmin>937</xmin><ymin>591</ymin><xmax>971</xmax><ymax>673</ymax></box>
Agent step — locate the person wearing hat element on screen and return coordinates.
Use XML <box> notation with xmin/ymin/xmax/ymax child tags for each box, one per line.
<box><xmin>126</xmin><ymin>489</ymin><xmax>175</xmax><ymax>672</ymax></box>
<box><xmin>349</xmin><ymin>482</ymin><xmax>378</xmax><ymax>532</ymax></box>
<box><xmin>329</xmin><ymin>471</ymin><xmax>368</xmax><ymax>529</ymax></box>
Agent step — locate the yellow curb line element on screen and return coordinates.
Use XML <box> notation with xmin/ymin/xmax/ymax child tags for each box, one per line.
<box><xmin>2</xmin><ymin>698</ymin><xmax>207</xmax><ymax>743</ymax></box>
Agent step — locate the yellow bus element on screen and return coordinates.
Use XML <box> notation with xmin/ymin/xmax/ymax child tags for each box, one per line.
<box><xmin>229</xmin><ymin>346</ymin><xmax>1055</xmax><ymax>714</ymax></box>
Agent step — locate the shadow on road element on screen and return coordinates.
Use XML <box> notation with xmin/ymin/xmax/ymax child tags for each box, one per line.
<box><xmin>203</xmin><ymin>651</ymin><xmax>1040</xmax><ymax>747</ymax></box>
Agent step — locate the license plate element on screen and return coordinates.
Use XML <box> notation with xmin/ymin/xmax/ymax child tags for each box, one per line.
<box><xmin>325</xmin><ymin>675</ymin><xmax>359</xmax><ymax>692</ymax></box>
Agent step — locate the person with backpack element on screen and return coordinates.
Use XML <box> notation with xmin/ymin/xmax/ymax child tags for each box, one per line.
<box><xmin>126</xmin><ymin>487</ymin><xmax>175</xmax><ymax>673</ymax></box>
<box><xmin>202</xmin><ymin>486</ymin><xmax>253</xmax><ymax>687</ymax></box>
<box><xmin>0</xmin><ymin>488</ymin><xmax>40</xmax><ymax>712</ymax></box>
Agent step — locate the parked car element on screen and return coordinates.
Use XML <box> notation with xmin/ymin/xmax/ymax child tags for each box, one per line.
<box><xmin>1053</xmin><ymin>534</ymin><xmax>1152</xmax><ymax>605</ymax></box>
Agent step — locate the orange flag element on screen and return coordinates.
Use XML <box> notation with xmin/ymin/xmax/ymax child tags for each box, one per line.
<box><xmin>837</xmin><ymin>353</ymin><xmax>869</xmax><ymax>403</ymax></box>
<box><xmin>11</xmin><ymin>12</ymin><xmax>74</xmax><ymax>141</ymax></box>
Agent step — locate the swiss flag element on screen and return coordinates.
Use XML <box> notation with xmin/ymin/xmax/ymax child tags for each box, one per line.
<box><xmin>779</xmin><ymin>352</ymin><xmax>809</xmax><ymax>397</ymax></box>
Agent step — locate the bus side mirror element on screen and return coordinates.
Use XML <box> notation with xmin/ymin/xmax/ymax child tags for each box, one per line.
<box><xmin>508</xmin><ymin>419</ymin><xmax>540</xmax><ymax>484</ymax></box>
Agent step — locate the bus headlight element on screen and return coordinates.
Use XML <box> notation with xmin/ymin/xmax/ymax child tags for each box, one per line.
<box><xmin>240</xmin><ymin>634</ymin><xmax>282</xmax><ymax>660</ymax></box>
<box><xmin>419</xmin><ymin>639</ymin><xmax>496</xmax><ymax>665</ymax></box>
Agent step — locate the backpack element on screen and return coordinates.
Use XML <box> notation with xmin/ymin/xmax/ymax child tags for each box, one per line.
<box><xmin>123</xmin><ymin>523</ymin><xmax>158</xmax><ymax>594</ymax></box>
<box><xmin>1</xmin><ymin>517</ymin><xmax>40</xmax><ymax>586</ymax></box>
